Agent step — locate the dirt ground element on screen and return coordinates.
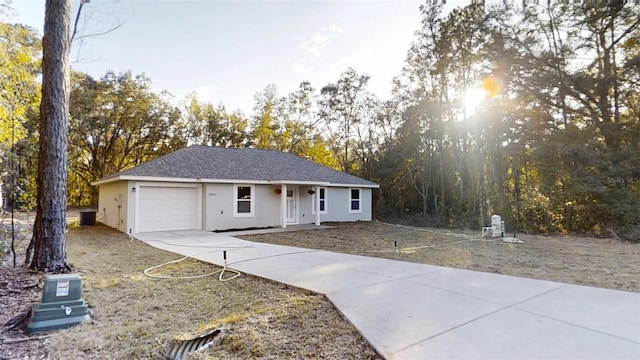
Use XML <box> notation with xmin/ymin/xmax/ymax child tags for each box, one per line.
<box><xmin>0</xmin><ymin>222</ymin><xmax>380</xmax><ymax>360</ymax></box>
<box><xmin>2</xmin><ymin>219</ymin><xmax>639</xmax><ymax>359</ymax></box>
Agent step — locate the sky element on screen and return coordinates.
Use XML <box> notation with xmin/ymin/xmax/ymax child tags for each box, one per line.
<box><xmin>10</xmin><ymin>0</ymin><xmax>468</xmax><ymax>115</ymax></box>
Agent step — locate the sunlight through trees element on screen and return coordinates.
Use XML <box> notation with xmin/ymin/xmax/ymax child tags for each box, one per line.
<box><xmin>2</xmin><ymin>2</ymin><xmax>640</xmax><ymax>241</ymax></box>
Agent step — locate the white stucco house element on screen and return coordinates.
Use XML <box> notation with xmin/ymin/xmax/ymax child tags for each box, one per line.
<box><xmin>91</xmin><ymin>146</ymin><xmax>379</xmax><ymax>235</ymax></box>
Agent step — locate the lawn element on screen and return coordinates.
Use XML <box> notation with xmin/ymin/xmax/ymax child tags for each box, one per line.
<box><xmin>3</xmin><ymin>219</ymin><xmax>638</xmax><ymax>359</ymax></box>
<box><xmin>1</xmin><ymin>224</ymin><xmax>380</xmax><ymax>360</ymax></box>
<box><xmin>240</xmin><ymin>221</ymin><xmax>640</xmax><ymax>293</ymax></box>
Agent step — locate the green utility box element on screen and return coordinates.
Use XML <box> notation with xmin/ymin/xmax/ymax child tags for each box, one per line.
<box><xmin>27</xmin><ymin>274</ymin><xmax>90</xmax><ymax>334</ymax></box>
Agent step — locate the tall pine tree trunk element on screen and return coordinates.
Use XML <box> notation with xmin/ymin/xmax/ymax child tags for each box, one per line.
<box><xmin>30</xmin><ymin>0</ymin><xmax>71</xmax><ymax>273</ymax></box>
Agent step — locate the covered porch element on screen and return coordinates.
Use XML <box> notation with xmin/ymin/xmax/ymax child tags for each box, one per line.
<box><xmin>271</xmin><ymin>181</ymin><xmax>329</xmax><ymax>229</ymax></box>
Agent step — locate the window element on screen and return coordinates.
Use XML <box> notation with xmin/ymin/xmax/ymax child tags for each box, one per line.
<box><xmin>349</xmin><ymin>188</ymin><xmax>361</xmax><ymax>213</ymax></box>
<box><xmin>233</xmin><ymin>184</ymin><xmax>254</xmax><ymax>217</ymax></box>
<box><xmin>312</xmin><ymin>187</ymin><xmax>327</xmax><ymax>214</ymax></box>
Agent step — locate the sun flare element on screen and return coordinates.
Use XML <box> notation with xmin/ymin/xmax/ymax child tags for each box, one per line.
<box><xmin>463</xmin><ymin>88</ymin><xmax>487</xmax><ymax>114</ymax></box>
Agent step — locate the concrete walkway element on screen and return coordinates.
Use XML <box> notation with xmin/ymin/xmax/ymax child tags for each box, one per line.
<box><xmin>135</xmin><ymin>230</ymin><xmax>640</xmax><ymax>359</ymax></box>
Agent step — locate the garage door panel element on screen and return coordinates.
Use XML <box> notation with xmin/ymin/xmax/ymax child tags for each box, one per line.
<box><xmin>138</xmin><ymin>186</ymin><xmax>199</xmax><ymax>232</ymax></box>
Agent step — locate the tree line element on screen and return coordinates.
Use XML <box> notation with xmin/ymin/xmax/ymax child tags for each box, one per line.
<box><xmin>2</xmin><ymin>2</ymin><xmax>640</xmax><ymax>241</ymax></box>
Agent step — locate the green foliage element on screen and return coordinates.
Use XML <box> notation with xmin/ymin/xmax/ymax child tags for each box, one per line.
<box><xmin>0</xmin><ymin>21</ymin><xmax>41</xmax><ymax>211</ymax></box>
<box><xmin>248</xmin><ymin>82</ymin><xmax>339</xmax><ymax>168</ymax></box>
<box><xmin>251</xmin><ymin>84</ymin><xmax>280</xmax><ymax>150</ymax></box>
<box><xmin>68</xmin><ymin>71</ymin><xmax>185</xmax><ymax>206</ymax></box>
<box><xmin>181</xmin><ymin>92</ymin><xmax>249</xmax><ymax>148</ymax></box>
<box><xmin>6</xmin><ymin>2</ymin><xmax>639</xmax><ymax>240</ymax></box>
<box><xmin>0</xmin><ymin>23</ymin><xmax>40</xmax><ymax>144</ymax></box>
<box><xmin>318</xmin><ymin>68</ymin><xmax>378</xmax><ymax>175</ymax></box>
<box><xmin>375</xmin><ymin>3</ymin><xmax>640</xmax><ymax>240</ymax></box>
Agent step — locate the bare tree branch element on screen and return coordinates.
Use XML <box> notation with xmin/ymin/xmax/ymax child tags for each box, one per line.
<box><xmin>70</xmin><ymin>0</ymin><xmax>85</xmax><ymax>43</ymax></box>
<box><xmin>69</xmin><ymin>1</ymin><xmax>134</xmax><ymax>63</ymax></box>
<box><xmin>72</xmin><ymin>15</ymin><xmax>131</xmax><ymax>42</ymax></box>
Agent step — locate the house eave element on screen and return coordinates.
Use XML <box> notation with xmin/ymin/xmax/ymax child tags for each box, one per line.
<box><xmin>91</xmin><ymin>175</ymin><xmax>201</xmax><ymax>186</ymax></box>
<box><xmin>329</xmin><ymin>182</ymin><xmax>379</xmax><ymax>189</ymax></box>
<box><xmin>92</xmin><ymin>176</ymin><xmax>379</xmax><ymax>189</ymax></box>
<box><xmin>269</xmin><ymin>180</ymin><xmax>331</xmax><ymax>186</ymax></box>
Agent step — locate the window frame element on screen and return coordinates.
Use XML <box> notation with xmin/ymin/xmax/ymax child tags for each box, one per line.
<box><xmin>312</xmin><ymin>187</ymin><xmax>328</xmax><ymax>215</ymax></box>
<box><xmin>348</xmin><ymin>188</ymin><xmax>361</xmax><ymax>213</ymax></box>
<box><xmin>233</xmin><ymin>184</ymin><xmax>255</xmax><ymax>217</ymax></box>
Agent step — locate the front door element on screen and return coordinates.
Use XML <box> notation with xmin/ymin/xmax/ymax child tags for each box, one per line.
<box><xmin>285</xmin><ymin>187</ymin><xmax>297</xmax><ymax>224</ymax></box>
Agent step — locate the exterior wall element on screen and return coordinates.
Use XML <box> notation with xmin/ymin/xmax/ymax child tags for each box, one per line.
<box><xmin>97</xmin><ymin>181</ymin><xmax>129</xmax><ymax>232</ymax></box>
<box><xmin>205</xmin><ymin>183</ymin><xmax>281</xmax><ymax>231</ymax></box>
<box><xmin>205</xmin><ymin>183</ymin><xmax>373</xmax><ymax>230</ymax></box>
<box><xmin>126</xmin><ymin>182</ymin><xmax>136</xmax><ymax>235</ymax></box>
<box><xmin>296</xmin><ymin>186</ymin><xmax>318</xmax><ymax>224</ymax></box>
<box><xmin>320</xmin><ymin>187</ymin><xmax>372</xmax><ymax>223</ymax></box>
<box><xmin>99</xmin><ymin>180</ymin><xmax>375</xmax><ymax>234</ymax></box>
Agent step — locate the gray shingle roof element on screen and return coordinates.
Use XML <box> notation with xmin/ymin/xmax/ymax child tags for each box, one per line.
<box><xmin>100</xmin><ymin>146</ymin><xmax>378</xmax><ymax>187</ymax></box>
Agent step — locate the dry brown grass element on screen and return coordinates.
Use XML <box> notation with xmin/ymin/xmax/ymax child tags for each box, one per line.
<box><xmin>1</xmin><ymin>224</ymin><xmax>381</xmax><ymax>360</ymax></box>
<box><xmin>4</xmin><ymin>217</ymin><xmax>638</xmax><ymax>359</ymax></box>
<box><xmin>240</xmin><ymin>221</ymin><xmax>640</xmax><ymax>293</ymax></box>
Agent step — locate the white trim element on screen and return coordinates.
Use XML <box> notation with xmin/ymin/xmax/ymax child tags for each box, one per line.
<box><xmin>330</xmin><ymin>183</ymin><xmax>379</xmax><ymax>189</ymax></box>
<box><xmin>312</xmin><ymin>187</ymin><xmax>328</xmax><ymax>215</ymax></box>
<box><xmin>270</xmin><ymin>180</ymin><xmax>331</xmax><ymax>186</ymax></box>
<box><xmin>233</xmin><ymin>184</ymin><xmax>255</xmax><ymax>217</ymax></box>
<box><xmin>314</xmin><ymin>185</ymin><xmax>321</xmax><ymax>226</ymax></box>
<box><xmin>280</xmin><ymin>184</ymin><xmax>287</xmax><ymax>228</ymax></box>
<box><xmin>93</xmin><ymin>175</ymin><xmax>378</xmax><ymax>188</ymax></box>
<box><xmin>134</xmin><ymin>181</ymin><xmax>199</xmax><ymax>188</ymax></box>
<box><xmin>93</xmin><ymin>176</ymin><xmax>273</xmax><ymax>186</ymax></box>
<box><xmin>348</xmin><ymin>188</ymin><xmax>362</xmax><ymax>214</ymax></box>
<box><xmin>198</xmin><ymin>178</ymin><xmax>271</xmax><ymax>185</ymax></box>
<box><xmin>93</xmin><ymin>176</ymin><xmax>199</xmax><ymax>186</ymax></box>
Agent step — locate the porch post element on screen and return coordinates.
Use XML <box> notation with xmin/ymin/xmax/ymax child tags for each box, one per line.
<box><xmin>315</xmin><ymin>185</ymin><xmax>320</xmax><ymax>226</ymax></box>
<box><xmin>281</xmin><ymin>184</ymin><xmax>287</xmax><ymax>228</ymax></box>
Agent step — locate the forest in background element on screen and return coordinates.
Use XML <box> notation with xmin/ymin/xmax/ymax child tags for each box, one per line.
<box><xmin>2</xmin><ymin>3</ymin><xmax>640</xmax><ymax>240</ymax></box>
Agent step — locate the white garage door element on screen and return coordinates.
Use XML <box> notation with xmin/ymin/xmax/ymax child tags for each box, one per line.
<box><xmin>137</xmin><ymin>186</ymin><xmax>200</xmax><ymax>232</ymax></box>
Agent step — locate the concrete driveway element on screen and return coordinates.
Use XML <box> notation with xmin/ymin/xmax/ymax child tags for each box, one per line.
<box><xmin>135</xmin><ymin>230</ymin><xmax>640</xmax><ymax>359</ymax></box>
